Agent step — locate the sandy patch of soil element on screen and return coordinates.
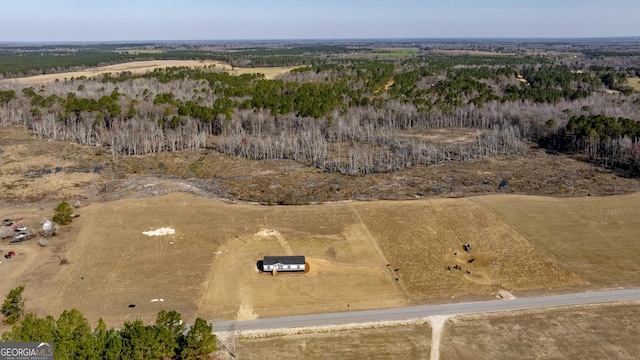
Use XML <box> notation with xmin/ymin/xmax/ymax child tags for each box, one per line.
<box><xmin>142</xmin><ymin>227</ymin><xmax>176</xmax><ymax>236</ymax></box>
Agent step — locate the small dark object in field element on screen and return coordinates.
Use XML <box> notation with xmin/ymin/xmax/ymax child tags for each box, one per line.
<box><xmin>128</xmin><ymin>304</ymin><xmax>136</xmax><ymax>308</ymax></box>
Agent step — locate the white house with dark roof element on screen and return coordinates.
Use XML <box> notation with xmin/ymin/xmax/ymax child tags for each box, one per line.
<box><xmin>262</xmin><ymin>256</ymin><xmax>306</xmax><ymax>272</ymax></box>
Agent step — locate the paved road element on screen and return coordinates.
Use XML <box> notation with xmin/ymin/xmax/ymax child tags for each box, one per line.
<box><xmin>212</xmin><ymin>288</ymin><xmax>640</xmax><ymax>332</ymax></box>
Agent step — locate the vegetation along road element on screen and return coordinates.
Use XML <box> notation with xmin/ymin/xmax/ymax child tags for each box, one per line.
<box><xmin>212</xmin><ymin>288</ymin><xmax>640</xmax><ymax>332</ymax></box>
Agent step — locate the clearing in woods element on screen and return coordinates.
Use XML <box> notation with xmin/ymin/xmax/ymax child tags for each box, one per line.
<box><xmin>627</xmin><ymin>77</ymin><xmax>640</xmax><ymax>91</ymax></box>
<box><xmin>0</xmin><ymin>60</ymin><xmax>299</xmax><ymax>84</ymax></box>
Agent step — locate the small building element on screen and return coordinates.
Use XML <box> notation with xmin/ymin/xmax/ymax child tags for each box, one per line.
<box><xmin>262</xmin><ymin>256</ymin><xmax>306</xmax><ymax>272</ymax></box>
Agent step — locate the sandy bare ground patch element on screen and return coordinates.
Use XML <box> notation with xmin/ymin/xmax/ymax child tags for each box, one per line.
<box><xmin>440</xmin><ymin>302</ymin><xmax>640</xmax><ymax>359</ymax></box>
<box><xmin>429</xmin><ymin>315</ymin><xmax>448</xmax><ymax>360</ymax></box>
<box><xmin>142</xmin><ymin>227</ymin><xmax>176</xmax><ymax>236</ymax></box>
<box><xmin>0</xmin><ymin>60</ymin><xmax>300</xmax><ymax>85</ymax></box>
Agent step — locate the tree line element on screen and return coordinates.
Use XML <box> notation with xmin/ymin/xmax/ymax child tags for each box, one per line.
<box><xmin>0</xmin><ymin>52</ymin><xmax>639</xmax><ymax>175</ymax></box>
<box><xmin>1</xmin><ymin>286</ymin><xmax>217</xmax><ymax>360</ymax></box>
<box><xmin>541</xmin><ymin>113</ymin><xmax>640</xmax><ymax>173</ymax></box>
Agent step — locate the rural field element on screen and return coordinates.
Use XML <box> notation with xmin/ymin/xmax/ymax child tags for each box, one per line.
<box><xmin>3</xmin><ymin>189</ymin><xmax>640</xmax><ymax>332</ymax></box>
<box><xmin>628</xmin><ymin>77</ymin><xmax>640</xmax><ymax>91</ymax></box>
<box><xmin>0</xmin><ymin>60</ymin><xmax>299</xmax><ymax>85</ymax></box>
<box><xmin>473</xmin><ymin>194</ymin><xmax>640</xmax><ymax>286</ymax></box>
<box><xmin>440</xmin><ymin>302</ymin><xmax>640</xmax><ymax>359</ymax></box>
<box><xmin>234</xmin><ymin>320</ymin><xmax>432</xmax><ymax>359</ymax></box>
<box><xmin>2</xmin><ymin>132</ymin><xmax>640</xmax><ymax>360</ymax></box>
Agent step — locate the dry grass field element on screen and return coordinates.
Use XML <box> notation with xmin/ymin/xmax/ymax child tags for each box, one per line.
<box><xmin>229</xmin><ymin>302</ymin><xmax>640</xmax><ymax>360</ymax></box>
<box><xmin>351</xmin><ymin>199</ymin><xmax>584</xmax><ymax>302</ymax></box>
<box><xmin>440</xmin><ymin>302</ymin><xmax>640</xmax><ymax>359</ymax></box>
<box><xmin>1</xmin><ymin>193</ymin><xmax>406</xmax><ymax>328</ymax></box>
<box><xmin>473</xmin><ymin>194</ymin><xmax>640</xmax><ymax>286</ymax></box>
<box><xmin>627</xmin><ymin>77</ymin><xmax>640</xmax><ymax>91</ymax></box>
<box><xmin>0</xmin><ymin>60</ymin><xmax>299</xmax><ymax>85</ymax></box>
<box><xmin>6</xmin><ymin>191</ymin><xmax>640</xmax><ymax>331</ymax></box>
<box><xmin>4</xmin><ymin>126</ymin><xmax>640</xmax><ymax>360</ymax></box>
<box><xmin>234</xmin><ymin>321</ymin><xmax>431</xmax><ymax>360</ymax></box>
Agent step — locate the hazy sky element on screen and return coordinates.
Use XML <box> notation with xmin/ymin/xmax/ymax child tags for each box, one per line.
<box><xmin>2</xmin><ymin>0</ymin><xmax>639</xmax><ymax>42</ymax></box>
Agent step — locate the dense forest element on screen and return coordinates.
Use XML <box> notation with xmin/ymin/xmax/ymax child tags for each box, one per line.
<box><xmin>0</xmin><ymin>41</ymin><xmax>639</xmax><ymax>175</ymax></box>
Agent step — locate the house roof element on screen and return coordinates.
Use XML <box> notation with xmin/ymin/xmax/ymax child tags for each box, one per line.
<box><xmin>263</xmin><ymin>256</ymin><xmax>305</xmax><ymax>266</ymax></box>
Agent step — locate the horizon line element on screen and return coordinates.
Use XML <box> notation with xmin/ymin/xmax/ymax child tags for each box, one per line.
<box><xmin>1</xmin><ymin>36</ymin><xmax>640</xmax><ymax>46</ymax></box>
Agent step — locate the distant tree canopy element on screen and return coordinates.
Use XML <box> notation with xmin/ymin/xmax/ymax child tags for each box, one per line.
<box><xmin>566</xmin><ymin>114</ymin><xmax>640</xmax><ymax>141</ymax></box>
<box><xmin>1</xmin><ymin>44</ymin><xmax>639</xmax><ymax>176</ymax></box>
<box><xmin>0</xmin><ymin>89</ymin><xmax>17</xmax><ymax>104</ymax></box>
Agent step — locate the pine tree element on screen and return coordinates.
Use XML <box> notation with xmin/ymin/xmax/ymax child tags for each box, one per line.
<box><xmin>1</xmin><ymin>285</ymin><xmax>25</xmax><ymax>324</ymax></box>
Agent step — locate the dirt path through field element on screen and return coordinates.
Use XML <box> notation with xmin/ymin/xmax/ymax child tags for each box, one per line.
<box><xmin>256</xmin><ymin>229</ymin><xmax>293</xmax><ymax>255</ymax></box>
<box><xmin>347</xmin><ymin>203</ymin><xmax>409</xmax><ymax>299</ymax></box>
<box><xmin>429</xmin><ymin>315</ymin><xmax>448</xmax><ymax>360</ymax></box>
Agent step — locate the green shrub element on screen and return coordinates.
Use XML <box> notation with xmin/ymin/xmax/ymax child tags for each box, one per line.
<box><xmin>53</xmin><ymin>201</ymin><xmax>74</xmax><ymax>225</ymax></box>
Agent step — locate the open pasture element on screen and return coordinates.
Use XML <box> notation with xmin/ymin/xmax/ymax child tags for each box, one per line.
<box><xmin>351</xmin><ymin>198</ymin><xmax>583</xmax><ymax>301</ymax></box>
<box><xmin>235</xmin><ymin>320</ymin><xmax>431</xmax><ymax>360</ymax></box>
<box><xmin>473</xmin><ymin>193</ymin><xmax>640</xmax><ymax>285</ymax></box>
<box><xmin>2</xmin><ymin>193</ymin><xmax>404</xmax><ymax>327</ymax></box>
<box><xmin>4</xmin><ymin>192</ymin><xmax>640</xmax><ymax>330</ymax></box>
<box><xmin>441</xmin><ymin>302</ymin><xmax>640</xmax><ymax>359</ymax></box>
<box><xmin>0</xmin><ymin>60</ymin><xmax>298</xmax><ymax>84</ymax></box>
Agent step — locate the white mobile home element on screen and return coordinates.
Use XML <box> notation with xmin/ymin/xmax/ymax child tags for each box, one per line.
<box><xmin>262</xmin><ymin>256</ymin><xmax>306</xmax><ymax>272</ymax></box>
